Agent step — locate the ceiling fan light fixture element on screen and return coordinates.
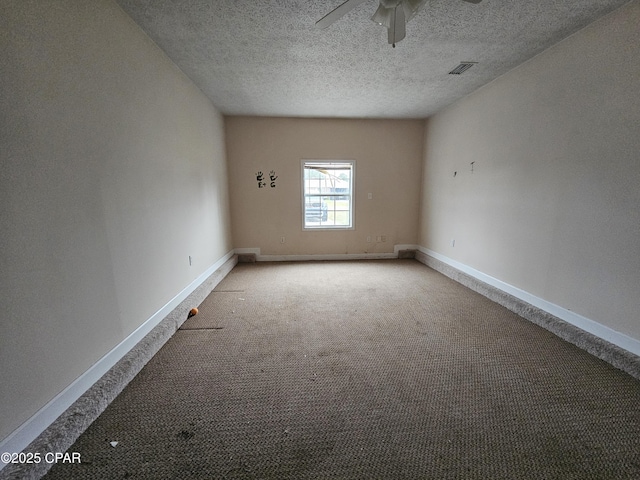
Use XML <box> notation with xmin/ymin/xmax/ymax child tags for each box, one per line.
<box><xmin>318</xmin><ymin>0</ymin><xmax>481</xmax><ymax>45</ymax></box>
<box><xmin>371</xmin><ymin>5</ymin><xmax>393</xmax><ymax>27</ymax></box>
<box><xmin>372</xmin><ymin>0</ymin><xmax>426</xmax><ymax>27</ymax></box>
<box><xmin>371</xmin><ymin>0</ymin><xmax>427</xmax><ymax>46</ymax></box>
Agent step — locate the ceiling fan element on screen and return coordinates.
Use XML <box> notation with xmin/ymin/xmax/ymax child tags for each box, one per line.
<box><xmin>316</xmin><ymin>0</ymin><xmax>483</xmax><ymax>47</ymax></box>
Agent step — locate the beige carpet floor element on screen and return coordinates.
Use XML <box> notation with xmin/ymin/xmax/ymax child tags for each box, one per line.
<box><xmin>44</xmin><ymin>260</ymin><xmax>640</xmax><ymax>479</ymax></box>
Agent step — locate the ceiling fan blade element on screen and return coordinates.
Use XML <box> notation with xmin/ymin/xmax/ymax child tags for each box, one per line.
<box><xmin>315</xmin><ymin>0</ymin><xmax>370</xmax><ymax>29</ymax></box>
<box><xmin>388</xmin><ymin>5</ymin><xmax>406</xmax><ymax>46</ymax></box>
<box><xmin>461</xmin><ymin>0</ymin><xmax>482</xmax><ymax>4</ymax></box>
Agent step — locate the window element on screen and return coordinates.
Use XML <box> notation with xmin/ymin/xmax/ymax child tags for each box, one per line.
<box><xmin>302</xmin><ymin>160</ymin><xmax>354</xmax><ymax>229</ymax></box>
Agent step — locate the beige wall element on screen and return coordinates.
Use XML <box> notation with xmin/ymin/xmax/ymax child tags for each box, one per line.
<box><xmin>419</xmin><ymin>1</ymin><xmax>640</xmax><ymax>341</ymax></box>
<box><xmin>0</xmin><ymin>1</ymin><xmax>232</xmax><ymax>440</ymax></box>
<box><xmin>226</xmin><ymin>117</ymin><xmax>424</xmax><ymax>256</ymax></box>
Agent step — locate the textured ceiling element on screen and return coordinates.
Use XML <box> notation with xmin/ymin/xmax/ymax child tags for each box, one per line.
<box><xmin>115</xmin><ymin>0</ymin><xmax>630</xmax><ymax>118</ymax></box>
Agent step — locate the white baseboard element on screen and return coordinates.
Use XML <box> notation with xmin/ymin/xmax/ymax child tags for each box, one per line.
<box><xmin>418</xmin><ymin>246</ymin><xmax>640</xmax><ymax>358</ymax></box>
<box><xmin>0</xmin><ymin>250</ymin><xmax>235</xmax><ymax>470</ymax></box>
<box><xmin>235</xmin><ymin>245</ymin><xmax>419</xmax><ymax>262</ymax></box>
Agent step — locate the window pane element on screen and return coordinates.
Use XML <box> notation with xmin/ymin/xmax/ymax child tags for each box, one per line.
<box><xmin>304</xmin><ymin>196</ymin><xmax>327</xmax><ymax>224</ymax></box>
<box><xmin>303</xmin><ymin>161</ymin><xmax>354</xmax><ymax>229</ymax></box>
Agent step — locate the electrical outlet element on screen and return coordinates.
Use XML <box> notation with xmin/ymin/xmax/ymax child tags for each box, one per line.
<box><xmin>280</xmin><ymin>236</ymin><xmax>285</xmax><ymax>244</ymax></box>
<box><xmin>366</xmin><ymin>235</ymin><xmax>371</xmax><ymax>243</ymax></box>
<box><xmin>451</xmin><ymin>239</ymin><xmax>455</xmax><ymax>247</ymax></box>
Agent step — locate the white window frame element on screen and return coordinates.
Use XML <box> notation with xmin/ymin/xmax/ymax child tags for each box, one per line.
<box><xmin>301</xmin><ymin>160</ymin><xmax>355</xmax><ymax>230</ymax></box>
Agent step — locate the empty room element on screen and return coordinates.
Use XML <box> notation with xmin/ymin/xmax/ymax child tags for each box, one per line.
<box><xmin>1</xmin><ymin>0</ymin><xmax>639</xmax><ymax>478</ymax></box>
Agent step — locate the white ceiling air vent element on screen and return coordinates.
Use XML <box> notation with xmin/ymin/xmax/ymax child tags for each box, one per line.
<box><xmin>449</xmin><ymin>62</ymin><xmax>477</xmax><ymax>75</ymax></box>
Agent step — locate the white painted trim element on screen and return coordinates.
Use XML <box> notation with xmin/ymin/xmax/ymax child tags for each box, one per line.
<box><xmin>300</xmin><ymin>159</ymin><xmax>356</xmax><ymax>231</ymax></box>
<box><xmin>418</xmin><ymin>246</ymin><xmax>640</xmax><ymax>357</ymax></box>
<box><xmin>236</xmin><ymin>245</ymin><xmax>419</xmax><ymax>262</ymax></box>
<box><xmin>0</xmin><ymin>250</ymin><xmax>235</xmax><ymax>468</ymax></box>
